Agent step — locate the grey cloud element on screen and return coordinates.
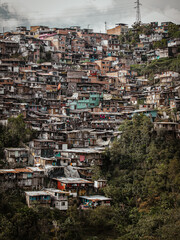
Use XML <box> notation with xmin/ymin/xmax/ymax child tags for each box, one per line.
<box><xmin>0</xmin><ymin>3</ymin><xmax>17</xmax><ymax>19</ymax></box>
<box><xmin>0</xmin><ymin>3</ymin><xmax>30</xmax><ymax>31</ymax></box>
<box><xmin>0</xmin><ymin>0</ymin><xmax>179</xmax><ymax>32</ymax></box>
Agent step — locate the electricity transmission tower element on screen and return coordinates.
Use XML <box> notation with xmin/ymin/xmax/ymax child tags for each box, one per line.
<box><xmin>134</xmin><ymin>0</ymin><xmax>142</xmax><ymax>24</ymax></box>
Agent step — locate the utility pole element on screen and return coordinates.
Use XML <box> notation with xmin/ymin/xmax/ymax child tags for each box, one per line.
<box><xmin>0</xmin><ymin>0</ymin><xmax>4</xmax><ymax>33</ymax></box>
<box><xmin>105</xmin><ymin>21</ymin><xmax>107</xmax><ymax>33</ymax></box>
<box><xmin>134</xmin><ymin>0</ymin><xmax>142</xmax><ymax>24</ymax></box>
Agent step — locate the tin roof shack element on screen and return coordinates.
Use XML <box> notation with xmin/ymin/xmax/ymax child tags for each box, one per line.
<box><xmin>27</xmin><ymin>167</ymin><xmax>45</xmax><ymax>190</ymax></box>
<box><xmin>91</xmin><ymin>112</ymin><xmax>123</xmax><ymax>121</ymax></box>
<box><xmin>108</xmin><ymin>39</ymin><xmax>121</xmax><ymax>56</ymax></box>
<box><xmin>0</xmin><ymin>169</ymin><xmax>16</xmax><ymax>188</ymax></box>
<box><xmin>55</xmin><ymin>149</ymin><xmax>70</xmax><ymax>167</ymax></box>
<box><xmin>67</xmin><ymin>71</ymin><xmax>87</xmax><ymax>96</ymax></box>
<box><xmin>4</xmin><ymin>148</ymin><xmax>29</xmax><ymax>167</ymax></box>
<box><xmin>168</xmin><ymin>38</ymin><xmax>180</xmax><ymax>57</ymax></box>
<box><xmin>0</xmin><ymin>167</ymin><xmax>42</xmax><ymax>189</ymax></box>
<box><xmin>155</xmin><ymin>48</ymin><xmax>169</xmax><ymax>59</ymax></box>
<box><xmin>145</xmin><ymin>90</ymin><xmax>163</xmax><ymax>108</ymax></box>
<box><xmin>89</xmin><ymin>130</ymin><xmax>114</xmax><ymax>147</ymax></box>
<box><xmin>29</xmin><ymin>139</ymin><xmax>57</xmax><ymax>165</ymax></box>
<box><xmin>154</xmin><ymin>122</ymin><xmax>178</xmax><ymax>132</ymax></box>
<box><xmin>67</xmin><ymin>129</ymin><xmax>92</xmax><ymax>148</ymax></box>
<box><xmin>0</xmin><ymin>40</ymin><xmax>19</xmax><ymax>59</ymax></box>
<box><xmin>80</xmin><ymin>62</ymin><xmax>100</xmax><ymax>71</ymax></box>
<box><xmin>0</xmin><ymin>78</ymin><xmax>14</xmax><ymax>95</ymax></box>
<box><xmin>45</xmin><ymin>188</ymin><xmax>69</xmax><ymax>210</ymax></box>
<box><xmin>91</xmin><ymin>120</ymin><xmax>122</xmax><ymax>131</ymax></box>
<box><xmin>94</xmin><ymin>179</ymin><xmax>107</xmax><ymax>190</ymax></box>
<box><xmin>39</xmin><ymin>157</ymin><xmax>57</xmax><ymax>167</ymax></box>
<box><xmin>154</xmin><ymin>71</ymin><xmax>179</xmax><ymax>86</ymax></box>
<box><xmin>95</xmin><ymin>59</ymin><xmax>111</xmax><ymax>74</ymax></box>
<box><xmin>25</xmin><ymin>191</ymin><xmax>51</xmax><ymax>208</ymax></box>
<box><xmin>91</xmin><ymin>112</ymin><xmax>124</xmax><ymax>131</ymax></box>
<box><xmin>53</xmin><ymin>177</ymin><xmax>93</xmax><ymax>197</ymax></box>
<box><xmin>170</xmin><ymin>98</ymin><xmax>180</xmax><ymax>111</ymax></box>
<box><xmin>68</xmin><ymin>92</ymin><xmax>103</xmax><ymax>111</ymax></box>
<box><xmin>38</xmin><ymin>122</ymin><xmax>67</xmax><ymax>142</ymax></box>
<box><xmin>77</xmin><ymin>76</ymin><xmax>109</xmax><ymax>93</ymax></box>
<box><xmin>131</xmin><ymin>109</ymin><xmax>157</xmax><ymax>122</ymax></box>
<box><xmin>15</xmin><ymin>168</ymin><xmax>33</xmax><ymax>189</ymax></box>
<box><xmin>57</xmin><ymin>147</ymin><xmax>104</xmax><ymax>167</ymax></box>
<box><xmin>71</xmin><ymin>38</ymin><xmax>85</xmax><ymax>53</ymax></box>
<box><xmin>79</xmin><ymin>195</ymin><xmax>111</xmax><ymax>209</ymax></box>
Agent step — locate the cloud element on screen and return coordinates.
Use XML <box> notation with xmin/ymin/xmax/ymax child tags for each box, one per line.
<box><xmin>0</xmin><ymin>2</ymin><xmax>30</xmax><ymax>31</ymax></box>
<box><xmin>0</xmin><ymin>0</ymin><xmax>179</xmax><ymax>32</ymax></box>
<box><xmin>88</xmin><ymin>0</ymin><xmax>114</xmax><ymax>12</ymax></box>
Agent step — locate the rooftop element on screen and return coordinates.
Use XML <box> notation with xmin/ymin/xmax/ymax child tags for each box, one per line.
<box><xmin>58</xmin><ymin>147</ymin><xmax>104</xmax><ymax>154</ymax></box>
<box><xmin>45</xmin><ymin>188</ymin><xmax>69</xmax><ymax>195</ymax></box>
<box><xmin>79</xmin><ymin>195</ymin><xmax>112</xmax><ymax>201</ymax></box>
<box><xmin>25</xmin><ymin>191</ymin><xmax>50</xmax><ymax>196</ymax></box>
<box><xmin>53</xmin><ymin>177</ymin><xmax>93</xmax><ymax>184</ymax></box>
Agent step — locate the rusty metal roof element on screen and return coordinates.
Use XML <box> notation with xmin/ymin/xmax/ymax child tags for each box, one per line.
<box><xmin>14</xmin><ymin>168</ymin><xmax>32</xmax><ymax>173</ymax></box>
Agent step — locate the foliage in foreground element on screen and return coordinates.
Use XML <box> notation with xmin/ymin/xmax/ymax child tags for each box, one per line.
<box><xmin>102</xmin><ymin>114</ymin><xmax>180</xmax><ymax>239</ymax></box>
<box><xmin>0</xmin><ymin>115</ymin><xmax>180</xmax><ymax>239</ymax></box>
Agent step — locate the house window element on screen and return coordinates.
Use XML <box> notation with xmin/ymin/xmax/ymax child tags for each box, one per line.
<box><xmin>44</xmin><ymin>196</ymin><xmax>50</xmax><ymax>200</ymax></box>
<box><xmin>61</xmin><ymin>201</ymin><xmax>66</xmax><ymax>206</ymax></box>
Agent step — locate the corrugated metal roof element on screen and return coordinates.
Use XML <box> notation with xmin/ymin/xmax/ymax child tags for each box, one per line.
<box><xmin>14</xmin><ymin>168</ymin><xmax>32</xmax><ymax>173</ymax></box>
<box><xmin>79</xmin><ymin>195</ymin><xmax>111</xmax><ymax>201</ymax></box>
<box><xmin>53</xmin><ymin>177</ymin><xmax>93</xmax><ymax>184</ymax></box>
<box><xmin>45</xmin><ymin>188</ymin><xmax>69</xmax><ymax>195</ymax></box>
<box><xmin>25</xmin><ymin>191</ymin><xmax>50</xmax><ymax>196</ymax></box>
<box><xmin>27</xmin><ymin>167</ymin><xmax>44</xmax><ymax>172</ymax></box>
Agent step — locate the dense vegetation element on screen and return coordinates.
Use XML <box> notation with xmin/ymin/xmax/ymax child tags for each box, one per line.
<box><xmin>131</xmin><ymin>55</ymin><xmax>180</xmax><ymax>79</ymax></box>
<box><xmin>127</xmin><ymin>22</ymin><xmax>180</xmax><ymax>81</ymax></box>
<box><xmin>102</xmin><ymin>114</ymin><xmax>180</xmax><ymax>239</ymax></box>
<box><xmin>121</xmin><ymin>23</ymin><xmax>180</xmax><ymax>47</ymax></box>
<box><xmin>0</xmin><ymin>114</ymin><xmax>180</xmax><ymax>239</ymax></box>
<box><xmin>0</xmin><ymin>114</ymin><xmax>35</xmax><ymax>166</ymax></box>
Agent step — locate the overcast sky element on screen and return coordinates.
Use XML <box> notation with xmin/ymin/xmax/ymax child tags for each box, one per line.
<box><xmin>0</xmin><ymin>0</ymin><xmax>180</xmax><ymax>32</ymax></box>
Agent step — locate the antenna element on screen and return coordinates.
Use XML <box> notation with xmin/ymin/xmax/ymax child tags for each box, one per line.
<box><xmin>134</xmin><ymin>0</ymin><xmax>142</xmax><ymax>24</ymax></box>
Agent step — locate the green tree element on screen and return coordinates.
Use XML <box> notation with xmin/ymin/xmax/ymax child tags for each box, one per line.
<box><xmin>5</xmin><ymin>114</ymin><xmax>35</xmax><ymax>147</ymax></box>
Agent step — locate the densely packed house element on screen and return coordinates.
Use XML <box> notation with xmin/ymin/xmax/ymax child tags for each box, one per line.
<box><xmin>0</xmin><ymin>22</ymin><xmax>180</xmax><ymax>209</ymax></box>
